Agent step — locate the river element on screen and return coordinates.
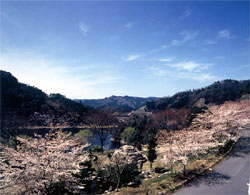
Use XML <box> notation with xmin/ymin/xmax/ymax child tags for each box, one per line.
<box><xmin>16</xmin><ymin>127</ymin><xmax>121</xmax><ymax>150</ymax></box>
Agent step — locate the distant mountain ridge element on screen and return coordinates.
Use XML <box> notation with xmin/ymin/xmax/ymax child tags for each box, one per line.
<box><xmin>146</xmin><ymin>79</ymin><xmax>250</xmax><ymax>110</ymax></box>
<box><xmin>77</xmin><ymin>96</ymin><xmax>158</xmax><ymax>112</ymax></box>
<box><xmin>0</xmin><ymin>70</ymin><xmax>91</xmax><ymax>138</ymax></box>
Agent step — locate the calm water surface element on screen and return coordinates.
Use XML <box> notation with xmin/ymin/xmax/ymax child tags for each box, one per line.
<box><xmin>17</xmin><ymin>128</ymin><xmax>120</xmax><ymax>150</ymax></box>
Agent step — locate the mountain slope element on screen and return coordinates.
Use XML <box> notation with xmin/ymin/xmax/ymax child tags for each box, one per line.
<box><xmin>0</xmin><ymin>70</ymin><xmax>90</xmax><ymax>138</ymax></box>
<box><xmin>146</xmin><ymin>79</ymin><xmax>250</xmax><ymax>110</ymax></box>
<box><xmin>77</xmin><ymin>96</ymin><xmax>158</xmax><ymax>112</ymax></box>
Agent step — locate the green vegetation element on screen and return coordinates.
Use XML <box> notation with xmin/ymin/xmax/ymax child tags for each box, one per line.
<box><xmin>90</xmin><ymin>145</ymin><xmax>102</xmax><ymax>153</ymax></box>
<box><xmin>1</xmin><ymin>70</ymin><xmax>248</xmax><ymax>194</ymax></box>
<box><xmin>118</xmin><ymin>150</ymin><xmax>232</xmax><ymax>195</ymax></box>
<box><xmin>121</xmin><ymin>127</ymin><xmax>135</xmax><ymax>142</ymax></box>
<box><xmin>147</xmin><ymin>135</ymin><xmax>157</xmax><ymax>170</ymax></box>
<box><xmin>72</xmin><ymin>160</ymin><xmax>95</xmax><ymax>184</ymax></box>
<box><xmin>78</xmin><ymin>95</ymin><xmax>157</xmax><ymax>112</ymax></box>
<box><xmin>75</xmin><ymin>129</ymin><xmax>95</xmax><ymax>144</ymax></box>
<box><xmin>104</xmin><ymin>162</ymin><xmax>141</xmax><ymax>189</ymax></box>
<box><xmin>0</xmin><ymin>70</ymin><xmax>90</xmax><ymax>140</ymax></box>
<box><xmin>42</xmin><ymin>179</ymin><xmax>72</xmax><ymax>195</ymax></box>
<box><xmin>218</xmin><ymin>139</ymin><xmax>235</xmax><ymax>154</ymax></box>
<box><xmin>147</xmin><ymin>79</ymin><xmax>250</xmax><ymax>110</ymax></box>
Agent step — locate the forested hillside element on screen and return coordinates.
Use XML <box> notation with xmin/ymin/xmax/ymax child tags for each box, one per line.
<box><xmin>146</xmin><ymin>79</ymin><xmax>250</xmax><ymax>110</ymax></box>
<box><xmin>0</xmin><ymin>70</ymin><xmax>90</xmax><ymax>138</ymax></box>
<box><xmin>78</xmin><ymin>96</ymin><xmax>157</xmax><ymax>112</ymax></box>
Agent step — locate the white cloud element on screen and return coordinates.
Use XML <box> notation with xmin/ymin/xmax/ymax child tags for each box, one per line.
<box><xmin>159</xmin><ymin>58</ymin><xmax>172</xmax><ymax>62</ymax></box>
<box><xmin>124</xmin><ymin>22</ymin><xmax>133</xmax><ymax>29</ymax></box>
<box><xmin>148</xmin><ymin>45</ymin><xmax>169</xmax><ymax>54</ymax></box>
<box><xmin>122</xmin><ymin>31</ymin><xmax>197</xmax><ymax>62</ymax></box>
<box><xmin>204</xmin><ymin>40</ymin><xmax>217</xmax><ymax>45</ymax></box>
<box><xmin>171</xmin><ymin>30</ymin><xmax>199</xmax><ymax>46</ymax></box>
<box><xmin>177</xmin><ymin>72</ymin><xmax>216</xmax><ymax>82</ymax></box>
<box><xmin>217</xmin><ymin>29</ymin><xmax>233</xmax><ymax>39</ymax></box>
<box><xmin>0</xmin><ymin>50</ymin><xmax>122</xmax><ymax>99</ymax></box>
<box><xmin>124</xmin><ymin>54</ymin><xmax>141</xmax><ymax>61</ymax></box>
<box><xmin>79</xmin><ymin>22</ymin><xmax>89</xmax><ymax>36</ymax></box>
<box><xmin>145</xmin><ymin>66</ymin><xmax>169</xmax><ymax>77</ymax></box>
<box><xmin>166</xmin><ymin>61</ymin><xmax>211</xmax><ymax>72</ymax></box>
<box><xmin>181</xmin><ymin>31</ymin><xmax>198</xmax><ymax>41</ymax></box>
<box><xmin>173</xmin><ymin>8</ymin><xmax>192</xmax><ymax>22</ymax></box>
<box><xmin>145</xmin><ymin>60</ymin><xmax>216</xmax><ymax>82</ymax></box>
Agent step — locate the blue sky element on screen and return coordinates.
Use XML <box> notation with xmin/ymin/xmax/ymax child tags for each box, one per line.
<box><xmin>0</xmin><ymin>1</ymin><xmax>249</xmax><ymax>99</ymax></box>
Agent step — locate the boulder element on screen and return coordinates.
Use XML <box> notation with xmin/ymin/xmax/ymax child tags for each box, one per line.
<box><xmin>112</xmin><ymin>145</ymin><xmax>147</xmax><ymax>164</ymax></box>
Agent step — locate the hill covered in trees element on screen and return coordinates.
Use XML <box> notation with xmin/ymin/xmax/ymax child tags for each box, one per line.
<box><xmin>146</xmin><ymin>79</ymin><xmax>250</xmax><ymax>110</ymax></box>
<box><xmin>0</xmin><ymin>70</ymin><xmax>91</xmax><ymax>138</ymax></box>
<box><xmin>78</xmin><ymin>96</ymin><xmax>157</xmax><ymax>112</ymax></box>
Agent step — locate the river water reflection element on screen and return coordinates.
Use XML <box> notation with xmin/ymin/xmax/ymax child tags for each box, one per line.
<box><xmin>17</xmin><ymin>127</ymin><xmax>120</xmax><ymax>150</ymax></box>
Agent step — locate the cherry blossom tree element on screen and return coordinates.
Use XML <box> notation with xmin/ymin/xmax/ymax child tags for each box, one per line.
<box><xmin>0</xmin><ymin>129</ymin><xmax>89</xmax><ymax>194</ymax></box>
<box><xmin>158</xmin><ymin>99</ymin><xmax>250</xmax><ymax>175</ymax></box>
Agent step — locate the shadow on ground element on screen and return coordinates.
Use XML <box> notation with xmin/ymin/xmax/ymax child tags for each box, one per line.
<box><xmin>230</xmin><ymin>136</ymin><xmax>250</xmax><ymax>158</ymax></box>
<box><xmin>185</xmin><ymin>171</ymin><xmax>231</xmax><ymax>187</ymax></box>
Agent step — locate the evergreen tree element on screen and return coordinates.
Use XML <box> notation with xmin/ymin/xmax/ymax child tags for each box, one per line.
<box><xmin>147</xmin><ymin>134</ymin><xmax>157</xmax><ymax>171</ymax></box>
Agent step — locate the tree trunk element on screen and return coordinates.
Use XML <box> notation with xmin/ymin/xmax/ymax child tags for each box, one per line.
<box><xmin>100</xmin><ymin>138</ymin><xmax>104</xmax><ymax>154</ymax></box>
<box><xmin>150</xmin><ymin>161</ymin><xmax>153</xmax><ymax>171</ymax></box>
<box><xmin>183</xmin><ymin>164</ymin><xmax>186</xmax><ymax>176</ymax></box>
<box><xmin>170</xmin><ymin>164</ymin><xmax>173</xmax><ymax>173</ymax></box>
<box><xmin>116</xmin><ymin>176</ymin><xmax>120</xmax><ymax>191</ymax></box>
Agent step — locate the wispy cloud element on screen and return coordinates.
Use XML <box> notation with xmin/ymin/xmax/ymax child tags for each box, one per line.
<box><xmin>204</xmin><ymin>40</ymin><xmax>217</xmax><ymax>45</ymax></box>
<box><xmin>145</xmin><ymin>60</ymin><xmax>216</xmax><ymax>82</ymax></box>
<box><xmin>166</xmin><ymin>61</ymin><xmax>211</xmax><ymax>72</ymax></box>
<box><xmin>144</xmin><ymin>66</ymin><xmax>169</xmax><ymax>77</ymax></box>
<box><xmin>183</xmin><ymin>9</ymin><xmax>192</xmax><ymax>17</ymax></box>
<box><xmin>217</xmin><ymin>29</ymin><xmax>233</xmax><ymax>39</ymax></box>
<box><xmin>177</xmin><ymin>72</ymin><xmax>216</xmax><ymax>82</ymax></box>
<box><xmin>159</xmin><ymin>58</ymin><xmax>172</xmax><ymax>62</ymax></box>
<box><xmin>171</xmin><ymin>8</ymin><xmax>192</xmax><ymax>23</ymax></box>
<box><xmin>0</xmin><ymin>50</ymin><xmax>122</xmax><ymax>99</ymax></box>
<box><xmin>124</xmin><ymin>30</ymin><xmax>198</xmax><ymax>61</ymax></box>
<box><xmin>124</xmin><ymin>22</ymin><xmax>133</xmax><ymax>29</ymax></box>
<box><xmin>124</xmin><ymin>54</ymin><xmax>141</xmax><ymax>61</ymax></box>
<box><xmin>150</xmin><ymin>31</ymin><xmax>198</xmax><ymax>52</ymax></box>
<box><xmin>148</xmin><ymin>45</ymin><xmax>169</xmax><ymax>54</ymax></box>
<box><xmin>171</xmin><ymin>30</ymin><xmax>199</xmax><ymax>46</ymax></box>
<box><xmin>79</xmin><ymin>22</ymin><xmax>89</xmax><ymax>36</ymax></box>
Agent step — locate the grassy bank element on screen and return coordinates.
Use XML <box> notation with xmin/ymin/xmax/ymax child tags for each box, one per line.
<box><xmin>113</xmin><ymin>139</ymin><xmax>238</xmax><ymax>195</ymax></box>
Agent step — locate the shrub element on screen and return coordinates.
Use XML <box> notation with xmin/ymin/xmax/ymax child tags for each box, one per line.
<box><xmin>121</xmin><ymin>162</ymin><xmax>141</xmax><ymax>184</ymax></box>
<box><xmin>41</xmin><ymin>179</ymin><xmax>72</xmax><ymax>195</ymax></box>
<box><xmin>121</xmin><ymin>127</ymin><xmax>135</xmax><ymax>143</ymax></box>
<box><xmin>75</xmin><ymin>129</ymin><xmax>95</xmax><ymax>144</ymax></box>
<box><xmin>218</xmin><ymin>139</ymin><xmax>235</xmax><ymax>154</ymax></box>
<box><xmin>8</xmin><ymin>136</ymin><xmax>17</xmax><ymax>149</ymax></box>
<box><xmin>91</xmin><ymin>145</ymin><xmax>102</xmax><ymax>153</ymax></box>
<box><xmin>72</xmin><ymin>160</ymin><xmax>95</xmax><ymax>183</ymax></box>
<box><xmin>96</xmin><ymin>168</ymin><xmax>108</xmax><ymax>180</ymax></box>
<box><xmin>102</xmin><ymin>161</ymin><xmax>141</xmax><ymax>190</ymax></box>
<box><xmin>107</xmin><ymin>151</ymin><xmax>113</xmax><ymax>158</ymax></box>
<box><xmin>160</xmin><ymin>183</ymin><xmax>167</xmax><ymax>189</ymax></box>
<box><xmin>155</xmin><ymin>167</ymin><xmax>169</xmax><ymax>173</ymax></box>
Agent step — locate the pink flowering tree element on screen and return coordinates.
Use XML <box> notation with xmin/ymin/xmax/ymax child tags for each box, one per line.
<box><xmin>0</xmin><ymin>129</ymin><xmax>89</xmax><ymax>194</ymax></box>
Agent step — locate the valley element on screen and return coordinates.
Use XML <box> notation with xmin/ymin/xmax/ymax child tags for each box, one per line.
<box><xmin>1</xmin><ymin>1</ymin><xmax>249</xmax><ymax>194</ymax></box>
<box><xmin>1</xmin><ymin>70</ymin><xmax>249</xmax><ymax>194</ymax></box>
